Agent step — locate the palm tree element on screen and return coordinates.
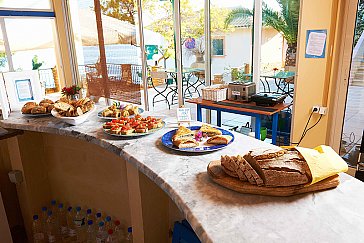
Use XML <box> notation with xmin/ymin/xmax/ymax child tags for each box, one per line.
<box><xmin>225</xmin><ymin>0</ymin><xmax>300</xmax><ymax>67</ymax></box>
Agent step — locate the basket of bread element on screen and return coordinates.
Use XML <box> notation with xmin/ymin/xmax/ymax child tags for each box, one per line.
<box><xmin>51</xmin><ymin>97</ymin><xmax>95</xmax><ymax>125</ymax></box>
<box><xmin>207</xmin><ymin>146</ymin><xmax>348</xmax><ymax>196</ymax></box>
<box><xmin>98</xmin><ymin>102</ymin><xmax>143</xmax><ymax>119</ymax></box>
<box><xmin>21</xmin><ymin>99</ymin><xmax>55</xmax><ymax>116</ymax></box>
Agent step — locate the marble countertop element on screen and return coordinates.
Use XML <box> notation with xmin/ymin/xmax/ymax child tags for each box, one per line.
<box><xmin>2</xmin><ymin>107</ymin><xmax>364</xmax><ymax>242</ymax></box>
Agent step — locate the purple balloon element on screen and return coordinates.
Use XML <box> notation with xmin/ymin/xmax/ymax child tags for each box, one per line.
<box><xmin>185</xmin><ymin>37</ymin><xmax>196</xmax><ymax>49</ymax></box>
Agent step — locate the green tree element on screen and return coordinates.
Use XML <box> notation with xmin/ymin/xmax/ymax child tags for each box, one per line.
<box><xmin>100</xmin><ymin>0</ymin><xmax>231</xmax><ymax>63</ymax></box>
<box><xmin>354</xmin><ymin>0</ymin><xmax>364</xmax><ymax>46</ymax></box>
<box><xmin>0</xmin><ymin>52</ymin><xmax>6</xmax><ymax>68</ymax></box>
<box><xmin>100</xmin><ymin>0</ymin><xmax>137</xmax><ymax>25</ymax></box>
<box><xmin>146</xmin><ymin>0</ymin><xmax>232</xmax><ymax>60</ymax></box>
<box><xmin>225</xmin><ymin>0</ymin><xmax>300</xmax><ymax>67</ymax></box>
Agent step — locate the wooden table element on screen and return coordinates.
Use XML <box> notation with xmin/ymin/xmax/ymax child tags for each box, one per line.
<box><xmin>186</xmin><ymin>98</ymin><xmax>291</xmax><ymax>144</ymax></box>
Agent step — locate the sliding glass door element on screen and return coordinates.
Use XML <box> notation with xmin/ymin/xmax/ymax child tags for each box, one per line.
<box><xmin>340</xmin><ymin>0</ymin><xmax>364</xmax><ymax>165</ymax></box>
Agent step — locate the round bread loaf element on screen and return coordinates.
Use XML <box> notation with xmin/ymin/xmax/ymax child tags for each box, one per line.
<box><xmin>31</xmin><ymin>106</ymin><xmax>47</xmax><ymax>114</ymax></box>
<box><xmin>47</xmin><ymin>104</ymin><xmax>54</xmax><ymax>113</ymax></box>
<box><xmin>21</xmin><ymin>102</ymin><xmax>37</xmax><ymax>114</ymax></box>
<box><xmin>39</xmin><ymin>99</ymin><xmax>54</xmax><ymax>105</ymax></box>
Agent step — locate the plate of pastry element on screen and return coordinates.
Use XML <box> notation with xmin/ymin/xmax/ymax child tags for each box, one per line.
<box><xmin>51</xmin><ymin>97</ymin><xmax>95</xmax><ymax>125</ymax></box>
<box><xmin>98</xmin><ymin>102</ymin><xmax>144</xmax><ymax>120</ymax></box>
<box><xmin>102</xmin><ymin>115</ymin><xmax>165</xmax><ymax>137</ymax></box>
<box><xmin>161</xmin><ymin>124</ymin><xmax>234</xmax><ymax>152</ymax></box>
<box><xmin>21</xmin><ymin>99</ymin><xmax>55</xmax><ymax>117</ymax></box>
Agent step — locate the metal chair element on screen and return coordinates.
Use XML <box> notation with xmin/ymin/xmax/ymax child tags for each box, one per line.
<box><xmin>150</xmin><ymin>71</ymin><xmax>174</xmax><ymax>109</ymax></box>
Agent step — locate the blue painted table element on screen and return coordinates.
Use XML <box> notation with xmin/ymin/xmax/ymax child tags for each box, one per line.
<box><xmin>186</xmin><ymin>98</ymin><xmax>291</xmax><ymax>145</ymax></box>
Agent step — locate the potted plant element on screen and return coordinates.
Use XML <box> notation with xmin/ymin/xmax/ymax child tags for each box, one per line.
<box><xmin>184</xmin><ymin>37</ymin><xmax>205</xmax><ymax>69</ymax></box>
<box><xmin>61</xmin><ymin>85</ymin><xmax>81</xmax><ymax>100</ymax></box>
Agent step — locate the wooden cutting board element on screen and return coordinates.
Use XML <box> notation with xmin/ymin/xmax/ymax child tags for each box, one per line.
<box><xmin>207</xmin><ymin>160</ymin><xmax>340</xmax><ymax>197</ymax></box>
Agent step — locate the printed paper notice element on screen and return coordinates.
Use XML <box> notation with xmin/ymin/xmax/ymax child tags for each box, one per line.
<box><xmin>177</xmin><ymin>108</ymin><xmax>192</xmax><ymax>122</ymax></box>
<box><xmin>306</xmin><ymin>31</ymin><xmax>327</xmax><ymax>56</ymax></box>
<box><xmin>15</xmin><ymin>79</ymin><xmax>34</xmax><ymax>102</ymax></box>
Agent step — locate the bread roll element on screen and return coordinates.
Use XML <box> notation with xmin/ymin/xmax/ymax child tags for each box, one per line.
<box><xmin>21</xmin><ymin>102</ymin><xmax>37</xmax><ymax>114</ymax></box>
<box><xmin>207</xmin><ymin>135</ymin><xmax>232</xmax><ymax>145</ymax></box>
<box><xmin>31</xmin><ymin>106</ymin><xmax>47</xmax><ymax>114</ymax></box>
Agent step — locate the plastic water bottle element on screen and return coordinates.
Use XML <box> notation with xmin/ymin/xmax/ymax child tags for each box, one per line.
<box><xmin>32</xmin><ymin>215</ymin><xmax>45</xmax><ymax>243</ymax></box>
<box><xmin>57</xmin><ymin>203</ymin><xmax>68</xmax><ymax>240</ymax></box>
<box><xmin>104</xmin><ymin>216</ymin><xmax>112</xmax><ymax>231</ymax></box>
<box><xmin>45</xmin><ymin>211</ymin><xmax>58</xmax><ymax>243</ymax></box>
<box><xmin>106</xmin><ymin>229</ymin><xmax>116</xmax><ymax>243</ymax></box>
<box><xmin>50</xmin><ymin>200</ymin><xmax>58</xmax><ymax>224</ymax></box>
<box><xmin>74</xmin><ymin>206</ymin><xmax>86</xmax><ymax>242</ymax></box>
<box><xmin>126</xmin><ymin>227</ymin><xmax>133</xmax><ymax>243</ymax></box>
<box><xmin>95</xmin><ymin>212</ymin><xmax>102</xmax><ymax>226</ymax></box>
<box><xmin>113</xmin><ymin>220</ymin><xmax>124</xmax><ymax>243</ymax></box>
<box><xmin>50</xmin><ymin>200</ymin><xmax>57</xmax><ymax>213</ymax></box>
<box><xmin>96</xmin><ymin>221</ymin><xmax>108</xmax><ymax>243</ymax></box>
<box><xmin>67</xmin><ymin>206</ymin><xmax>77</xmax><ymax>242</ymax></box>
<box><xmin>86</xmin><ymin>220</ymin><xmax>96</xmax><ymax>243</ymax></box>
<box><xmin>86</xmin><ymin>209</ymin><xmax>94</xmax><ymax>223</ymax></box>
<box><xmin>41</xmin><ymin>206</ymin><xmax>48</xmax><ymax>230</ymax></box>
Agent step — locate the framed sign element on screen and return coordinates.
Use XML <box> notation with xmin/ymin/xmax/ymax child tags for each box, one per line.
<box><xmin>2</xmin><ymin>70</ymin><xmax>43</xmax><ymax>110</ymax></box>
<box><xmin>177</xmin><ymin>107</ymin><xmax>192</xmax><ymax>126</ymax></box>
<box><xmin>305</xmin><ymin>29</ymin><xmax>327</xmax><ymax>58</ymax></box>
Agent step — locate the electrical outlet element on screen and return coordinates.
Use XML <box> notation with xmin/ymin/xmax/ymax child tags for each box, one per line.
<box><xmin>319</xmin><ymin>107</ymin><xmax>327</xmax><ymax>115</ymax></box>
<box><xmin>312</xmin><ymin>106</ymin><xmax>327</xmax><ymax>115</ymax></box>
<box><xmin>312</xmin><ymin>106</ymin><xmax>320</xmax><ymax>113</ymax></box>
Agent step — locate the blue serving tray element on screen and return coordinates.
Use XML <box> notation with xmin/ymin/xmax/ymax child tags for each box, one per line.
<box><xmin>161</xmin><ymin>126</ymin><xmax>234</xmax><ymax>152</ymax></box>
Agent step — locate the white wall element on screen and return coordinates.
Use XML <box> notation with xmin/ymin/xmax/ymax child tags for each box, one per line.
<box><xmin>210</xmin><ymin>27</ymin><xmax>284</xmax><ymax>79</ymax></box>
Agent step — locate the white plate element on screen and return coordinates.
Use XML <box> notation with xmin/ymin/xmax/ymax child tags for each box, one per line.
<box><xmin>97</xmin><ymin>107</ymin><xmax>144</xmax><ymax>120</ymax></box>
<box><xmin>22</xmin><ymin>112</ymin><xmax>52</xmax><ymax>118</ymax></box>
<box><xmin>103</xmin><ymin>121</ymin><xmax>165</xmax><ymax>138</ymax></box>
<box><xmin>51</xmin><ymin>106</ymin><xmax>96</xmax><ymax>125</ymax></box>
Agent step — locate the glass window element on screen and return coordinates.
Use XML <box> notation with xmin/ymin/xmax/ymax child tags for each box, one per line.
<box><xmin>4</xmin><ymin>18</ymin><xmax>60</xmax><ymax>92</ymax></box>
<box><xmin>0</xmin><ymin>26</ymin><xmax>9</xmax><ymax>72</ymax></box>
<box><xmin>212</xmin><ymin>38</ymin><xmax>224</xmax><ymax>56</ymax></box>
<box><xmin>210</xmin><ymin>0</ymin><xmax>253</xmax><ymax>82</ymax></box>
<box><xmin>340</xmin><ymin>0</ymin><xmax>364</xmax><ymax>162</ymax></box>
<box><xmin>0</xmin><ymin>0</ymin><xmax>52</xmax><ymax>10</ymax></box>
<box><xmin>70</xmin><ymin>0</ymin><xmax>143</xmax><ymax>104</ymax></box>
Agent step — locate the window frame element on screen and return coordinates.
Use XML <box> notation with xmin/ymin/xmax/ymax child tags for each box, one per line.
<box><xmin>211</xmin><ymin>36</ymin><xmax>225</xmax><ymax>57</ymax></box>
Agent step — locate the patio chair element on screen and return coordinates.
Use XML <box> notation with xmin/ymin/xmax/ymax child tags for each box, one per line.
<box><xmin>190</xmin><ymin>70</ymin><xmax>205</xmax><ymax>96</ymax></box>
<box><xmin>85</xmin><ymin>63</ymin><xmax>142</xmax><ymax>104</ymax></box>
<box><xmin>150</xmin><ymin>71</ymin><xmax>175</xmax><ymax>109</ymax></box>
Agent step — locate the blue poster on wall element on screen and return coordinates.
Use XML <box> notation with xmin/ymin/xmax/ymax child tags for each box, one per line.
<box><xmin>145</xmin><ymin>45</ymin><xmax>158</xmax><ymax>60</ymax></box>
<box><xmin>305</xmin><ymin>29</ymin><xmax>327</xmax><ymax>58</ymax></box>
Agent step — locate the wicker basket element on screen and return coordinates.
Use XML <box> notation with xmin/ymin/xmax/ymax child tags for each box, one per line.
<box><xmin>202</xmin><ymin>85</ymin><xmax>228</xmax><ymax>102</ymax></box>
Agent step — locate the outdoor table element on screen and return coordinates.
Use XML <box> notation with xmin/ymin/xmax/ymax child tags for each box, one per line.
<box><xmin>186</xmin><ymin>97</ymin><xmax>291</xmax><ymax>145</ymax></box>
<box><xmin>260</xmin><ymin>71</ymin><xmax>295</xmax><ymax>97</ymax></box>
<box><xmin>241</xmin><ymin>71</ymin><xmax>295</xmax><ymax>97</ymax></box>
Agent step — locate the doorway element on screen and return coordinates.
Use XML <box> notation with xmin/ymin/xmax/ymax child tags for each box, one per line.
<box><xmin>339</xmin><ymin>0</ymin><xmax>364</xmax><ymax>167</ymax></box>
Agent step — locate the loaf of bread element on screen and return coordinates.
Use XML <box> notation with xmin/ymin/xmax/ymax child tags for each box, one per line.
<box><xmin>221</xmin><ymin>148</ymin><xmax>312</xmax><ymax>187</ymax></box>
<box><xmin>21</xmin><ymin>102</ymin><xmax>37</xmax><ymax>114</ymax></box>
<box><xmin>31</xmin><ymin>106</ymin><xmax>47</xmax><ymax>114</ymax></box>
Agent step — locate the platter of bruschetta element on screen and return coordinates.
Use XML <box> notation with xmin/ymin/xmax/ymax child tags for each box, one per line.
<box><xmin>102</xmin><ymin>115</ymin><xmax>165</xmax><ymax>137</ymax></box>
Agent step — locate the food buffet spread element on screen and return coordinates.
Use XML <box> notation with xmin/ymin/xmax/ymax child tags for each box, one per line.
<box><xmin>2</xmin><ymin>97</ymin><xmax>364</xmax><ymax>242</ymax></box>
